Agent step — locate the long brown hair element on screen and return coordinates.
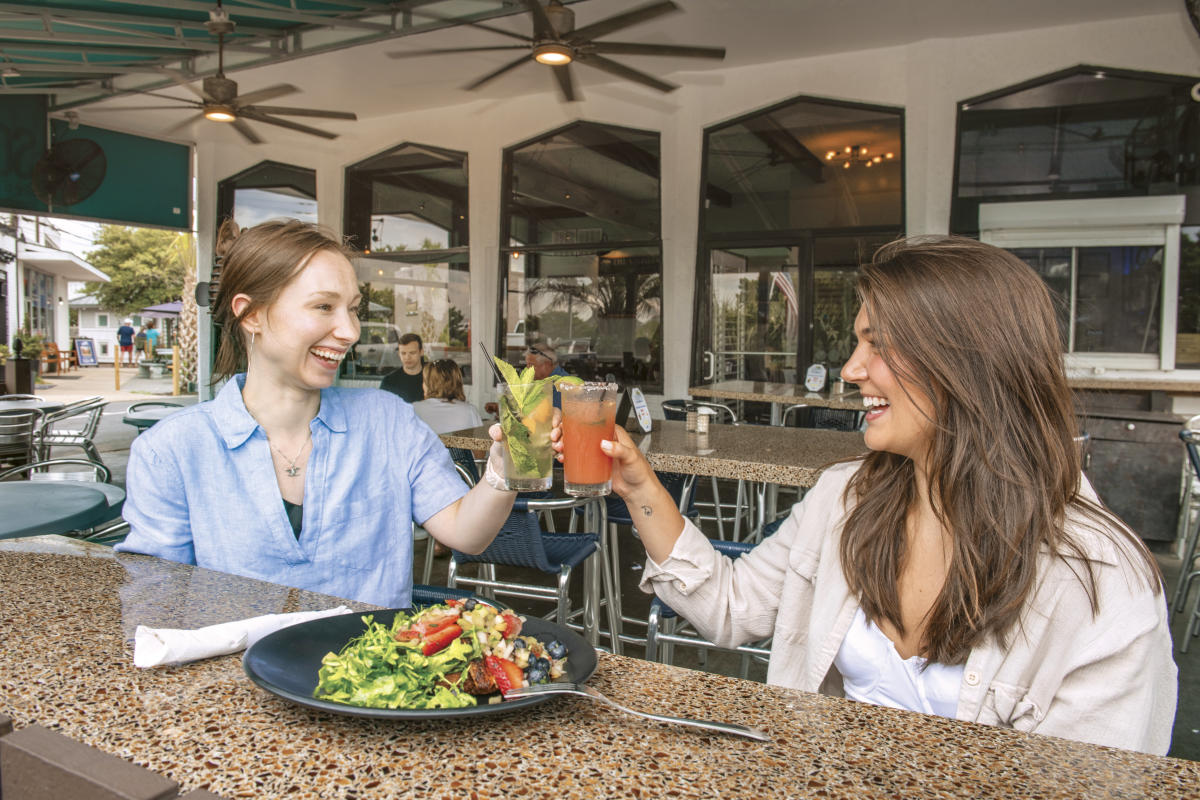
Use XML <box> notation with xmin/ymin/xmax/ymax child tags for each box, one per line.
<box><xmin>839</xmin><ymin>236</ymin><xmax>1160</xmax><ymax>665</ymax></box>
<box><xmin>422</xmin><ymin>359</ymin><xmax>466</xmax><ymax>401</ymax></box>
<box><xmin>211</xmin><ymin>219</ymin><xmax>355</xmax><ymax>383</ymax></box>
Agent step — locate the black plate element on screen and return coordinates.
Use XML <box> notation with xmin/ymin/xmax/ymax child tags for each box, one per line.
<box><xmin>243</xmin><ymin>608</ymin><xmax>596</xmax><ymax>719</ymax></box>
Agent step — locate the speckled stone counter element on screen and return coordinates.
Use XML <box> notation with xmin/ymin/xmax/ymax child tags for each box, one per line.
<box><xmin>690</xmin><ymin>380</ymin><xmax>866</xmax><ymax>411</ymax></box>
<box><xmin>1067</xmin><ymin>375</ymin><xmax>1200</xmax><ymax>393</ymax></box>
<box><xmin>1</xmin><ymin>537</ymin><xmax>1197</xmax><ymax>799</ymax></box>
<box><xmin>442</xmin><ymin>420</ymin><xmax>867</xmax><ymax>488</ymax></box>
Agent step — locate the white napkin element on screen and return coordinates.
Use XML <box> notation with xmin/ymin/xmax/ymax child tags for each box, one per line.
<box><xmin>133</xmin><ymin>605</ymin><xmax>354</xmax><ymax>668</ymax></box>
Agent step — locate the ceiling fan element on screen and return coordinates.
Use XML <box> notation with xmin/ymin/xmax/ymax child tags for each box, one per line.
<box><xmin>389</xmin><ymin>0</ymin><xmax>725</xmax><ymax>102</ymax></box>
<box><xmin>101</xmin><ymin>1</ymin><xmax>357</xmax><ymax>144</ymax></box>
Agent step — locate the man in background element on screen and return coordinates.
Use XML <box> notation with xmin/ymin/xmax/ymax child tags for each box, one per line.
<box><xmin>524</xmin><ymin>337</ymin><xmax>569</xmax><ymax>409</ymax></box>
<box><xmin>380</xmin><ymin>332</ymin><xmax>425</xmax><ymax>403</ymax></box>
<box><xmin>117</xmin><ymin>318</ymin><xmax>136</xmax><ymax>367</ymax></box>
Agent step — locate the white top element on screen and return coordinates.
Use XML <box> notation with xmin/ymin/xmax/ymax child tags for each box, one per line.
<box><xmin>410</xmin><ymin>398</ymin><xmax>482</xmax><ymax>435</ymax></box>
<box><xmin>834</xmin><ymin>607</ymin><xmax>963</xmax><ymax>719</ymax></box>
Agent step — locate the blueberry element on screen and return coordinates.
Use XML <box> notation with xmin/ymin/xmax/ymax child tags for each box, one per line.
<box><xmin>533</xmin><ymin>656</ymin><xmax>550</xmax><ymax>673</ymax></box>
<box><xmin>525</xmin><ymin>665</ymin><xmax>549</xmax><ymax>684</ymax></box>
<box><xmin>511</xmin><ymin>637</ymin><xmax>528</xmax><ymax>650</ymax></box>
<box><xmin>545</xmin><ymin>640</ymin><xmax>567</xmax><ymax>659</ymax></box>
<box><xmin>462</xmin><ymin>599</ymin><xmax>477</xmax><ymax>611</ymax></box>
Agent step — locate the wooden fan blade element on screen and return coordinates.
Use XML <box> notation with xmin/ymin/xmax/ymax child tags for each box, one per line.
<box><xmin>163</xmin><ymin>112</ymin><xmax>206</xmax><ymax>136</ymax></box>
<box><xmin>245</xmin><ymin>106</ymin><xmax>357</xmax><ymax>120</ymax></box>
<box><xmin>409</xmin><ymin>7</ymin><xmax>533</xmax><ymax>43</ymax></box>
<box><xmin>239</xmin><ymin>110</ymin><xmax>338</xmax><ymax>140</ymax></box>
<box><xmin>234</xmin><ymin>84</ymin><xmax>299</xmax><ymax>105</ymax></box>
<box><xmin>523</xmin><ymin>0</ymin><xmax>559</xmax><ymax>40</ymax></box>
<box><xmin>586</xmin><ymin>42</ymin><xmax>725</xmax><ymax>59</ymax></box>
<box><xmin>580</xmin><ymin>53</ymin><xmax>676</xmax><ymax>93</ymax></box>
<box><xmin>388</xmin><ymin>45</ymin><xmax>529</xmax><ymax>59</ymax></box>
<box><xmin>231</xmin><ymin>118</ymin><xmax>263</xmax><ymax>145</ymax></box>
<box><xmin>463</xmin><ymin>54</ymin><xmax>531</xmax><ymax>91</ymax></box>
<box><xmin>551</xmin><ymin>63</ymin><xmax>577</xmax><ymax>102</ymax></box>
<box><xmin>87</xmin><ymin>104</ymin><xmax>199</xmax><ymax>111</ymax></box>
<box><xmin>569</xmin><ymin>1</ymin><xmax>678</xmax><ymax>43</ymax></box>
<box><xmin>157</xmin><ymin>66</ymin><xmax>213</xmax><ymax>102</ymax></box>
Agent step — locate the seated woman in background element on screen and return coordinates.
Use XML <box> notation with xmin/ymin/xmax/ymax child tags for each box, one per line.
<box><xmin>411</xmin><ymin>359</ymin><xmax>482</xmax><ymax>435</ymax></box>
<box><xmin>583</xmin><ymin>236</ymin><xmax>1176</xmax><ymax>754</ymax></box>
<box><xmin>117</xmin><ymin>219</ymin><xmax>530</xmax><ymax>608</ymax></box>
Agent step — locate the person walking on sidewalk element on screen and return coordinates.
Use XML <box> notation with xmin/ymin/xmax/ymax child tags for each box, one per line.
<box><xmin>117</xmin><ymin>318</ymin><xmax>136</xmax><ymax>367</ymax></box>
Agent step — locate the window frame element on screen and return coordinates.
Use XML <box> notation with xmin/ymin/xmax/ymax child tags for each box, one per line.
<box><xmin>981</xmin><ymin>195</ymin><xmax>1184</xmax><ymax>371</ymax></box>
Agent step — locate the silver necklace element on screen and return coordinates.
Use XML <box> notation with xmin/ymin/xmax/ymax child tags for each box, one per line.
<box><xmin>270</xmin><ymin>432</ymin><xmax>311</xmax><ymax>477</ymax></box>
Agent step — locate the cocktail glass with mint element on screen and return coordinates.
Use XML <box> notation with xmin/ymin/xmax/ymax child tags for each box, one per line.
<box><xmin>493</xmin><ymin>358</ymin><xmax>581</xmax><ymax>492</ymax></box>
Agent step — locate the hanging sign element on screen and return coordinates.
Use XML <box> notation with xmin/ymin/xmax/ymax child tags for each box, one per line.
<box><xmin>804</xmin><ymin>363</ymin><xmax>827</xmax><ymax>392</ymax></box>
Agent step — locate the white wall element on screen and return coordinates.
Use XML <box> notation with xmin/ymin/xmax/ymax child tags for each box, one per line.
<box><xmin>194</xmin><ymin>11</ymin><xmax>1200</xmax><ymax>405</ymax></box>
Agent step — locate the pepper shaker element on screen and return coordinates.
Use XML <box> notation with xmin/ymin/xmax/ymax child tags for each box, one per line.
<box><xmin>685</xmin><ymin>403</ymin><xmax>698</xmax><ymax>432</ymax></box>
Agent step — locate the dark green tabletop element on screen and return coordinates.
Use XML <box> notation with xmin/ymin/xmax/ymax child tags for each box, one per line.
<box><xmin>122</xmin><ymin>405</ymin><xmax>183</xmax><ymax>431</ymax></box>
<box><xmin>0</xmin><ymin>483</ymin><xmax>111</xmax><ymax>539</ymax></box>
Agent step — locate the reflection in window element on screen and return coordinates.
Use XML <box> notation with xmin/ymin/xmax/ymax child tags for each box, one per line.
<box><xmin>216</xmin><ymin>161</ymin><xmax>318</xmax><ymax>230</ymax></box>
<box><xmin>1010</xmin><ymin>245</ymin><xmax>1163</xmax><ymax>355</ymax></box>
<box><xmin>696</xmin><ymin>96</ymin><xmax>903</xmax><ymax>391</ymax></box>
<box><xmin>953</xmin><ymin>66</ymin><xmax>1200</xmax><ymax>234</ymax></box>
<box><xmin>501</xmin><ymin>122</ymin><xmax>662</xmax><ymax>392</ymax></box>
<box><xmin>343</xmin><ymin>144</ymin><xmax>470</xmax><ymax>383</ymax></box>
<box><xmin>705</xmin><ymin>97</ymin><xmax>903</xmax><ymax>233</ymax></box>
<box><xmin>1179</xmin><ymin>228</ymin><xmax>1200</xmax><ymax>368</ymax></box>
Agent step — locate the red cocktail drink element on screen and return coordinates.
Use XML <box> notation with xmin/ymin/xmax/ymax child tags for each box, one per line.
<box><xmin>560</xmin><ymin>382</ymin><xmax>618</xmax><ymax>497</ymax></box>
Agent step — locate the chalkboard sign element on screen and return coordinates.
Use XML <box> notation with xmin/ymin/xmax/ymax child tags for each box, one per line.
<box><xmin>75</xmin><ymin>338</ymin><xmax>97</xmax><ymax>367</ymax></box>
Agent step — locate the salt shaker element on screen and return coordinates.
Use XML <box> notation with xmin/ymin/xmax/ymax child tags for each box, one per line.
<box><xmin>696</xmin><ymin>407</ymin><xmax>715</xmax><ymax>434</ymax></box>
<box><xmin>685</xmin><ymin>404</ymin><xmax>698</xmax><ymax>432</ymax></box>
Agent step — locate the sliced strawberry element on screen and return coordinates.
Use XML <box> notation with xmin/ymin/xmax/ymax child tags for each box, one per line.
<box><xmin>420</xmin><ymin>623</ymin><xmax>463</xmax><ymax>656</ymax></box>
<box><xmin>485</xmin><ymin>655</ymin><xmax>526</xmax><ymax>695</ymax></box>
<box><xmin>500</xmin><ymin>612</ymin><xmax>522</xmax><ymax>639</ymax></box>
<box><xmin>393</xmin><ymin>629</ymin><xmax>420</xmax><ymax>642</ymax></box>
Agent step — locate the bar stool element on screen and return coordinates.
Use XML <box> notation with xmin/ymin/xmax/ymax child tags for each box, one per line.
<box><xmin>1169</xmin><ymin>420</ymin><xmax>1200</xmax><ymax>652</ymax></box>
<box><xmin>661</xmin><ymin>399</ymin><xmax>755</xmax><ymax>540</ymax></box>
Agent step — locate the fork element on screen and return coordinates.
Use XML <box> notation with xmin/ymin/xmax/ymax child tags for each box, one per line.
<box><xmin>505</xmin><ymin>682</ymin><xmax>770</xmax><ymax>741</ymax></box>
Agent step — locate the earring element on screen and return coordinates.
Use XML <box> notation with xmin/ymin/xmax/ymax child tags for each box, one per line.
<box><xmin>249</xmin><ymin>331</ymin><xmax>255</xmax><ymax>358</ymax></box>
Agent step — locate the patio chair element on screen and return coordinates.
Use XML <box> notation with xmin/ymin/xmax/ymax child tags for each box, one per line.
<box><xmin>644</xmin><ymin>539</ymin><xmax>772</xmax><ymax>678</ymax></box>
<box><xmin>40</xmin><ymin>343</ymin><xmax>66</xmax><ymax>376</ymax></box>
<box><xmin>413</xmin><ymin>462</ymin><xmax>476</xmax><ymax>585</ymax></box>
<box><xmin>0</xmin><ymin>407</ymin><xmax>44</xmax><ymax>468</ymax></box>
<box><xmin>0</xmin><ymin>395</ymin><xmax>43</xmax><ymax>403</ymax></box>
<box><xmin>0</xmin><ymin>458</ymin><xmax>127</xmax><ymax>543</ymax></box>
<box><xmin>37</xmin><ymin>396</ymin><xmax>107</xmax><ymax>465</ymax></box>
<box><xmin>446</xmin><ymin>493</ymin><xmax>607</xmax><ymax>644</ymax></box>
<box><xmin>1170</xmin><ymin>419</ymin><xmax>1200</xmax><ymax>653</ymax></box>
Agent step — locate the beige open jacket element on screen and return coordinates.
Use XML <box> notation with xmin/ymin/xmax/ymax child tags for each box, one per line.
<box><xmin>641</xmin><ymin>461</ymin><xmax>1178</xmax><ymax>755</ymax></box>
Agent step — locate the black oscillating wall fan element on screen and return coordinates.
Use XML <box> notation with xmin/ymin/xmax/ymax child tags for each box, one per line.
<box><xmin>31</xmin><ymin>139</ymin><xmax>106</xmax><ymax>210</ymax></box>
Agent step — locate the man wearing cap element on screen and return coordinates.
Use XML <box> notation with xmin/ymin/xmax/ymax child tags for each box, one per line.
<box><xmin>525</xmin><ymin>337</ymin><xmax>569</xmax><ymax>409</ymax></box>
<box><xmin>117</xmin><ymin>318</ymin><xmax>136</xmax><ymax>367</ymax></box>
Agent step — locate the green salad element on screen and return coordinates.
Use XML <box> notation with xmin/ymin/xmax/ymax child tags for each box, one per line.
<box><xmin>314</xmin><ymin>599</ymin><xmax>567</xmax><ymax>710</ymax></box>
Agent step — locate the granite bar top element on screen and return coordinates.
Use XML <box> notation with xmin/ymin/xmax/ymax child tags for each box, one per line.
<box><xmin>1067</xmin><ymin>375</ymin><xmax>1200</xmax><ymax>392</ymax></box>
<box><xmin>442</xmin><ymin>420</ymin><xmax>868</xmax><ymax>487</ymax></box>
<box><xmin>690</xmin><ymin>380</ymin><xmax>866</xmax><ymax>410</ymax></box>
<box><xmin>1</xmin><ymin>536</ymin><xmax>1197</xmax><ymax>799</ymax></box>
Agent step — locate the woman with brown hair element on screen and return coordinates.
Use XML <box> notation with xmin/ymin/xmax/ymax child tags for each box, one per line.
<box><xmin>584</xmin><ymin>236</ymin><xmax>1176</xmax><ymax>754</ymax></box>
<box><xmin>118</xmin><ymin>219</ymin><xmax>531</xmax><ymax>607</ymax></box>
<box><xmin>412</xmin><ymin>359</ymin><xmax>482</xmax><ymax>435</ymax></box>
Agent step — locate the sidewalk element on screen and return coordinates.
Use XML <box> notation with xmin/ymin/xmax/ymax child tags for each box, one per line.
<box><xmin>35</xmin><ymin>363</ymin><xmax>193</xmax><ymax>403</ymax></box>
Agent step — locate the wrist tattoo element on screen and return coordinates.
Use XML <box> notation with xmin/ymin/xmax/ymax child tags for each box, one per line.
<box><xmin>641</xmin><ymin>504</ymin><xmax>653</xmax><ymax>517</ymax></box>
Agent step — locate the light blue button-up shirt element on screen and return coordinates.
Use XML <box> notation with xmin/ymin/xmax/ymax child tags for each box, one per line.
<box><xmin>116</xmin><ymin>375</ymin><xmax>468</xmax><ymax>607</ymax></box>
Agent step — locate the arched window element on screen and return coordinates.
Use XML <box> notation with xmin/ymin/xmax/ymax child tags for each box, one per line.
<box><xmin>342</xmin><ymin>143</ymin><xmax>470</xmax><ymax>382</ymax></box>
<box><xmin>693</xmin><ymin>96</ymin><xmax>904</xmax><ymax>402</ymax></box>
<box><xmin>500</xmin><ymin>121</ymin><xmax>662</xmax><ymax>392</ymax></box>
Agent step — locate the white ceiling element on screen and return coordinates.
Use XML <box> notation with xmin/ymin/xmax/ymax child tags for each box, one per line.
<box><xmin>71</xmin><ymin>0</ymin><xmax>1189</xmax><ymax>141</ymax></box>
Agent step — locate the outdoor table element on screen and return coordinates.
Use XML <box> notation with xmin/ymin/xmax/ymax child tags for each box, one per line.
<box><xmin>0</xmin><ymin>397</ymin><xmax>65</xmax><ymax>414</ymax></box>
<box><xmin>122</xmin><ymin>403</ymin><xmax>183</xmax><ymax>432</ymax></box>
<box><xmin>0</xmin><ymin>482</ymin><xmax>110</xmax><ymax>539</ymax></box>
<box><xmin>0</xmin><ymin>535</ymin><xmax>1197</xmax><ymax>799</ymax></box>
<box><xmin>689</xmin><ymin>379</ymin><xmax>864</xmax><ymax>425</ymax></box>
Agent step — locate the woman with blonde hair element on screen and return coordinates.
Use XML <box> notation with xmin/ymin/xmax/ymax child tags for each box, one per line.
<box><xmin>118</xmin><ymin>220</ymin><xmax>538</xmax><ymax>607</ymax></box>
<box><xmin>578</xmin><ymin>236</ymin><xmax>1176</xmax><ymax>754</ymax></box>
<box><xmin>411</xmin><ymin>359</ymin><xmax>482</xmax><ymax>435</ymax></box>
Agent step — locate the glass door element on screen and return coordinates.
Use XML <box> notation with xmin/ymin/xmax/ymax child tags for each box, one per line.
<box><xmin>700</xmin><ymin>234</ymin><xmax>893</xmax><ymax>387</ymax></box>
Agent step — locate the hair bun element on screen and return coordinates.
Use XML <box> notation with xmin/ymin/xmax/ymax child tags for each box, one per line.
<box><xmin>215</xmin><ymin>218</ymin><xmax>241</xmax><ymax>260</ymax></box>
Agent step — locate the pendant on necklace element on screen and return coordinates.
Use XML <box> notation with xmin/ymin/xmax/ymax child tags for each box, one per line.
<box><xmin>286</xmin><ymin>466</ymin><xmax>300</xmax><ymax>477</ymax></box>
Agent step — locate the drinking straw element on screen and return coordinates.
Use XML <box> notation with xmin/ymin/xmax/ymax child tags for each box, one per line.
<box><xmin>478</xmin><ymin>340</ymin><xmax>506</xmax><ymax>385</ymax></box>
